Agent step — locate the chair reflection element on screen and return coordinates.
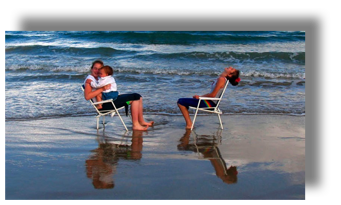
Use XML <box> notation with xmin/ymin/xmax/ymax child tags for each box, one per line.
<box><xmin>85</xmin><ymin>129</ymin><xmax>144</xmax><ymax>189</ymax></box>
<box><xmin>178</xmin><ymin>130</ymin><xmax>238</xmax><ymax>184</ymax></box>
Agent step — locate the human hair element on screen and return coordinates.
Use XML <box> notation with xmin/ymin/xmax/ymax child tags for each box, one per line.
<box><xmin>223</xmin><ymin>166</ymin><xmax>238</xmax><ymax>184</ymax></box>
<box><xmin>227</xmin><ymin>69</ymin><xmax>240</xmax><ymax>86</ymax></box>
<box><xmin>100</xmin><ymin>65</ymin><xmax>114</xmax><ymax>76</ymax></box>
<box><xmin>90</xmin><ymin>59</ymin><xmax>104</xmax><ymax>70</ymax></box>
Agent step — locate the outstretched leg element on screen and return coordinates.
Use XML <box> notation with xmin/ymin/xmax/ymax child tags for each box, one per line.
<box><xmin>130</xmin><ymin>100</ymin><xmax>149</xmax><ymax>131</ymax></box>
<box><xmin>137</xmin><ymin>98</ymin><xmax>154</xmax><ymax>126</ymax></box>
<box><xmin>178</xmin><ymin>103</ymin><xmax>192</xmax><ymax>129</ymax></box>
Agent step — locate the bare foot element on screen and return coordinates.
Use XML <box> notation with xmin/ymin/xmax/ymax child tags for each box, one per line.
<box><xmin>140</xmin><ymin>121</ymin><xmax>154</xmax><ymax>126</ymax></box>
<box><xmin>185</xmin><ymin>123</ymin><xmax>192</xmax><ymax>130</ymax></box>
<box><xmin>133</xmin><ymin>124</ymin><xmax>149</xmax><ymax>131</ymax></box>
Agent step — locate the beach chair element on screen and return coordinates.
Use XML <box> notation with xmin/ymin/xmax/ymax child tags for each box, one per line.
<box><xmin>189</xmin><ymin>80</ymin><xmax>229</xmax><ymax>130</ymax></box>
<box><xmin>81</xmin><ymin>85</ymin><xmax>128</xmax><ymax>131</ymax></box>
<box><xmin>192</xmin><ymin>130</ymin><xmax>224</xmax><ymax>162</ymax></box>
<box><xmin>192</xmin><ymin>130</ymin><xmax>237</xmax><ymax>183</ymax></box>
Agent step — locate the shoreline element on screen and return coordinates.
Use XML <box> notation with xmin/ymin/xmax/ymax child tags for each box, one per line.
<box><xmin>5</xmin><ymin>112</ymin><xmax>305</xmax><ymax>122</ymax></box>
<box><xmin>5</xmin><ymin>114</ymin><xmax>305</xmax><ymax>199</ymax></box>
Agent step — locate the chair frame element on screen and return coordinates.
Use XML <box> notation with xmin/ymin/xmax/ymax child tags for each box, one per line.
<box><xmin>81</xmin><ymin>86</ymin><xmax>128</xmax><ymax>131</ymax></box>
<box><xmin>192</xmin><ymin>130</ymin><xmax>228</xmax><ymax>175</ymax></box>
<box><xmin>189</xmin><ymin>80</ymin><xmax>229</xmax><ymax>130</ymax></box>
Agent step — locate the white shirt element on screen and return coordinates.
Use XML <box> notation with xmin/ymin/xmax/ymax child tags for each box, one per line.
<box><xmin>84</xmin><ymin>75</ymin><xmax>97</xmax><ymax>86</ymax></box>
<box><xmin>90</xmin><ymin>75</ymin><xmax>118</xmax><ymax>93</ymax></box>
<box><xmin>210</xmin><ymin>77</ymin><xmax>227</xmax><ymax>102</ymax></box>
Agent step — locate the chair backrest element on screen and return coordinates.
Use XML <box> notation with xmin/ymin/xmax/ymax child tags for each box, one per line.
<box><xmin>214</xmin><ymin>80</ymin><xmax>229</xmax><ymax>108</ymax></box>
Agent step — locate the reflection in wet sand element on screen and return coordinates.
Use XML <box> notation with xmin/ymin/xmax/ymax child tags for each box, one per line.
<box><xmin>178</xmin><ymin>130</ymin><xmax>238</xmax><ymax>184</ymax></box>
<box><xmin>85</xmin><ymin>130</ymin><xmax>144</xmax><ymax>189</ymax></box>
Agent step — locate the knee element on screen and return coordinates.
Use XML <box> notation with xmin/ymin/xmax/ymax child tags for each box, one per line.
<box><xmin>178</xmin><ymin>98</ymin><xmax>190</xmax><ymax>109</ymax></box>
<box><xmin>177</xmin><ymin>99</ymin><xmax>185</xmax><ymax>108</ymax></box>
<box><xmin>133</xmin><ymin>93</ymin><xmax>142</xmax><ymax>100</ymax></box>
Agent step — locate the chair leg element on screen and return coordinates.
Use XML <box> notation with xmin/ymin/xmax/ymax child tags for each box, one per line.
<box><xmin>191</xmin><ymin>109</ymin><xmax>199</xmax><ymax>130</ymax></box>
<box><xmin>96</xmin><ymin>117</ymin><xmax>99</xmax><ymax>130</ymax></box>
<box><xmin>116</xmin><ymin>112</ymin><xmax>128</xmax><ymax>131</ymax></box>
<box><xmin>217</xmin><ymin>114</ymin><xmax>223</xmax><ymax>129</ymax></box>
<box><xmin>103</xmin><ymin>116</ymin><xmax>105</xmax><ymax>128</ymax></box>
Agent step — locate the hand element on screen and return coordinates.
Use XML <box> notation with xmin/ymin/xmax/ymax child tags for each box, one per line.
<box><xmin>193</xmin><ymin>95</ymin><xmax>199</xmax><ymax>99</ymax></box>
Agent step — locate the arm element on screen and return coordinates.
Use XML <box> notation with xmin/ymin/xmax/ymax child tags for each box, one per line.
<box><xmin>84</xmin><ymin>79</ymin><xmax>107</xmax><ymax>101</ymax></box>
<box><xmin>91</xmin><ymin>77</ymin><xmax>112</xmax><ymax>89</ymax></box>
<box><xmin>193</xmin><ymin>77</ymin><xmax>226</xmax><ymax>99</ymax></box>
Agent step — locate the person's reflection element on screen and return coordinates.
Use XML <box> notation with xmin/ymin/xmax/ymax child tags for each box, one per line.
<box><xmin>85</xmin><ymin>130</ymin><xmax>144</xmax><ymax>189</ymax></box>
<box><xmin>178</xmin><ymin>130</ymin><xmax>238</xmax><ymax>184</ymax></box>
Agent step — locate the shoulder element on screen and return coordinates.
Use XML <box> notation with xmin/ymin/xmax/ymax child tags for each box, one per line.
<box><xmin>215</xmin><ymin>76</ymin><xmax>227</xmax><ymax>88</ymax></box>
<box><xmin>100</xmin><ymin>76</ymin><xmax>112</xmax><ymax>81</ymax></box>
<box><xmin>217</xmin><ymin>76</ymin><xmax>227</xmax><ymax>84</ymax></box>
<box><xmin>85</xmin><ymin>75</ymin><xmax>96</xmax><ymax>82</ymax></box>
<box><xmin>84</xmin><ymin>75</ymin><xmax>97</xmax><ymax>86</ymax></box>
<box><xmin>106</xmin><ymin>76</ymin><xmax>116</xmax><ymax>82</ymax></box>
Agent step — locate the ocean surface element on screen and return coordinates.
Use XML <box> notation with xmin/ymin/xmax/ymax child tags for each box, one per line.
<box><xmin>5</xmin><ymin>31</ymin><xmax>305</xmax><ymax>120</ymax></box>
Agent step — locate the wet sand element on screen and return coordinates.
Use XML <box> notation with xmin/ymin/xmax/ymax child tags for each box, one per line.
<box><xmin>5</xmin><ymin>114</ymin><xmax>305</xmax><ymax>199</ymax></box>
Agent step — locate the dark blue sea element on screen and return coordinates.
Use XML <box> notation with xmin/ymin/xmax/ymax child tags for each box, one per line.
<box><xmin>5</xmin><ymin>31</ymin><xmax>305</xmax><ymax>120</ymax></box>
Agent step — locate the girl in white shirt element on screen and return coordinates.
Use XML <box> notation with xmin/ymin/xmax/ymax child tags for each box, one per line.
<box><xmin>91</xmin><ymin>66</ymin><xmax>118</xmax><ymax>109</ymax></box>
<box><xmin>83</xmin><ymin>60</ymin><xmax>153</xmax><ymax>130</ymax></box>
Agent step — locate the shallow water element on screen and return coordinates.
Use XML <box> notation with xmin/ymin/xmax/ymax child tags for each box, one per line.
<box><xmin>5</xmin><ymin>115</ymin><xmax>305</xmax><ymax>199</ymax></box>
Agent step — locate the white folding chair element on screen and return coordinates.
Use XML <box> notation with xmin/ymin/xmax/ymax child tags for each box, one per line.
<box><xmin>189</xmin><ymin>80</ymin><xmax>229</xmax><ymax>130</ymax></box>
<box><xmin>81</xmin><ymin>85</ymin><xmax>128</xmax><ymax>131</ymax></box>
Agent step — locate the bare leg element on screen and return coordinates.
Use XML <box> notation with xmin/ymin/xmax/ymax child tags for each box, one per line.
<box><xmin>130</xmin><ymin>100</ymin><xmax>149</xmax><ymax>131</ymax></box>
<box><xmin>96</xmin><ymin>93</ymin><xmax>103</xmax><ymax>109</ymax></box>
<box><xmin>177</xmin><ymin>103</ymin><xmax>192</xmax><ymax>129</ymax></box>
<box><xmin>138</xmin><ymin>98</ymin><xmax>154</xmax><ymax>126</ymax></box>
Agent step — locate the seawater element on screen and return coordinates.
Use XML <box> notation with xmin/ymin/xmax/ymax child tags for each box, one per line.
<box><xmin>5</xmin><ymin>31</ymin><xmax>305</xmax><ymax>120</ymax></box>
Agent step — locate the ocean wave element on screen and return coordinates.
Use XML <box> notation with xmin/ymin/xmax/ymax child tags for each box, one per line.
<box><xmin>5</xmin><ymin>45</ymin><xmax>136</xmax><ymax>57</ymax></box>
<box><xmin>6</xmin><ymin>31</ymin><xmax>305</xmax><ymax>46</ymax></box>
<box><xmin>5</xmin><ymin>65</ymin><xmax>305</xmax><ymax>80</ymax></box>
<box><xmin>5</xmin><ymin>31</ymin><xmax>306</xmax><ymax>122</ymax></box>
<box><xmin>6</xmin><ymin>42</ymin><xmax>305</xmax><ymax>57</ymax></box>
<box><xmin>144</xmin><ymin>51</ymin><xmax>305</xmax><ymax>64</ymax></box>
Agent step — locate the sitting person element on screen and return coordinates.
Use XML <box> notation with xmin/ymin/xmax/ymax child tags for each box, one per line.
<box><xmin>83</xmin><ymin>60</ymin><xmax>153</xmax><ymax>131</ymax></box>
<box><xmin>177</xmin><ymin>67</ymin><xmax>240</xmax><ymax>129</ymax></box>
<box><xmin>90</xmin><ymin>65</ymin><xmax>119</xmax><ymax>109</ymax></box>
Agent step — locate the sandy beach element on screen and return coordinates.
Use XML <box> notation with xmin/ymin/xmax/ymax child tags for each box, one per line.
<box><xmin>5</xmin><ymin>114</ymin><xmax>305</xmax><ymax>199</ymax></box>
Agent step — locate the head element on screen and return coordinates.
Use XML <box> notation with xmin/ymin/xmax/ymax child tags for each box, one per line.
<box><xmin>90</xmin><ymin>60</ymin><xmax>104</xmax><ymax>78</ymax></box>
<box><xmin>222</xmin><ymin>166</ymin><xmax>238</xmax><ymax>184</ymax></box>
<box><xmin>98</xmin><ymin>65</ymin><xmax>114</xmax><ymax>78</ymax></box>
<box><xmin>92</xmin><ymin>178</ymin><xmax>114</xmax><ymax>189</ymax></box>
<box><xmin>223</xmin><ymin>67</ymin><xmax>240</xmax><ymax>86</ymax></box>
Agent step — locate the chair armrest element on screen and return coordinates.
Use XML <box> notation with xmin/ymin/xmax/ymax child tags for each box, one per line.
<box><xmin>198</xmin><ymin>97</ymin><xmax>221</xmax><ymax>101</ymax></box>
<box><xmin>92</xmin><ymin>99</ymin><xmax>114</xmax><ymax>105</ymax></box>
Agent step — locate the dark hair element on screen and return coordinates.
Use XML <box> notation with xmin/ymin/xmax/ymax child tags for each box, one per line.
<box><xmin>224</xmin><ymin>166</ymin><xmax>238</xmax><ymax>184</ymax></box>
<box><xmin>227</xmin><ymin>69</ymin><xmax>240</xmax><ymax>86</ymax></box>
<box><xmin>91</xmin><ymin>59</ymin><xmax>104</xmax><ymax>70</ymax></box>
<box><xmin>100</xmin><ymin>65</ymin><xmax>114</xmax><ymax>76</ymax></box>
